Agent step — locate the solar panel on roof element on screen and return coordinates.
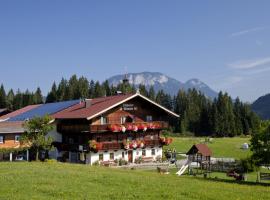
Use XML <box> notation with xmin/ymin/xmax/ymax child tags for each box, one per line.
<box><xmin>8</xmin><ymin>100</ymin><xmax>80</xmax><ymax>122</ymax></box>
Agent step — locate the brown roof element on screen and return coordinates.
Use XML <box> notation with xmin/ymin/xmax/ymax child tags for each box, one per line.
<box><xmin>53</xmin><ymin>93</ymin><xmax>179</xmax><ymax>120</ymax></box>
<box><xmin>186</xmin><ymin>143</ymin><xmax>212</xmax><ymax>157</ymax></box>
<box><xmin>0</xmin><ymin>121</ymin><xmax>25</xmax><ymax>133</ymax></box>
<box><xmin>0</xmin><ymin>105</ymin><xmax>41</xmax><ymax>120</ymax></box>
<box><xmin>52</xmin><ymin>94</ymin><xmax>134</xmax><ymax>119</ymax></box>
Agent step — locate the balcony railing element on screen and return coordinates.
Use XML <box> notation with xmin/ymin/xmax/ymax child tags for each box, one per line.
<box><xmin>96</xmin><ymin>142</ymin><xmax>123</xmax><ymax>151</ymax></box>
<box><xmin>90</xmin><ymin>121</ymin><xmax>168</xmax><ymax>133</ymax></box>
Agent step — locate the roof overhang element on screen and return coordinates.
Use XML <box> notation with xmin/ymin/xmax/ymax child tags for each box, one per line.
<box><xmin>86</xmin><ymin>93</ymin><xmax>180</xmax><ymax>120</ymax></box>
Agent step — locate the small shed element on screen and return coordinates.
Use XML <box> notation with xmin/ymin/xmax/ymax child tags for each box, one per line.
<box><xmin>186</xmin><ymin>144</ymin><xmax>212</xmax><ymax>174</ymax></box>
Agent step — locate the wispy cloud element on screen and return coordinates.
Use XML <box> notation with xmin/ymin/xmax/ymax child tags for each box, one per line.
<box><xmin>230</xmin><ymin>26</ymin><xmax>266</xmax><ymax>37</ymax></box>
<box><xmin>228</xmin><ymin>57</ymin><xmax>270</xmax><ymax>69</ymax></box>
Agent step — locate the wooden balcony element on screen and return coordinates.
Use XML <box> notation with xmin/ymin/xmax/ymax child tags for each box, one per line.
<box><xmin>96</xmin><ymin>142</ymin><xmax>123</xmax><ymax>151</ymax></box>
<box><xmin>90</xmin><ymin>121</ymin><xmax>168</xmax><ymax>133</ymax></box>
<box><xmin>57</xmin><ymin>124</ymin><xmax>90</xmax><ymax>133</ymax></box>
<box><xmin>144</xmin><ymin>139</ymin><xmax>162</xmax><ymax>147</ymax></box>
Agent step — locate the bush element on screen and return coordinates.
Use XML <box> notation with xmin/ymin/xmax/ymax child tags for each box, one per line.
<box><xmin>134</xmin><ymin>157</ymin><xmax>142</xmax><ymax>164</ymax></box>
<box><xmin>239</xmin><ymin>157</ymin><xmax>257</xmax><ymax>173</ymax></box>
<box><xmin>118</xmin><ymin>158</ymin><xmax>128</xmax><ymax>166</ymax></box>
<box><xmin>92</xmin><ymin>161</ymin><xmax>100</xmax><ymax>166</ymax></box>
<box><xmin>44</xmin><ymin>159</ymin><xmax>57</xmax><ymax>163</ymax></box>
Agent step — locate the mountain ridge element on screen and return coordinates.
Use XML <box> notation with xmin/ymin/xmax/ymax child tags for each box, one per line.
<box><xmin>252</xmin><ymin>93</ymin><xmax>270</xmax><ymax>120</ymax></box>
<box><xmin>107</xmin><ymin>72</ymin><xmax>218</xmax><ymax>98</ymax></box>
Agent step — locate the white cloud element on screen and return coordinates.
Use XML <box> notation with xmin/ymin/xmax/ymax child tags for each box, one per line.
<box><xmin>228</xmin><ymin>57</ymin><xmax>270</xmax><ymax>69</ymax></box>
<box><xmin>230</xmin><ymin>26</ymin><xmax>266</xmax><ymax>37</ymax></box>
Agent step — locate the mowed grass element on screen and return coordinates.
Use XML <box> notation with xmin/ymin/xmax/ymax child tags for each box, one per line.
<box><xmin>166</xmin><ymin>137</ymin><xmax>251</xmax><ymax>159</ymax></box>
<box><xmin>0</xmin><ymin>162</ymin><xmax>269</xmax><ymax>200</ymax></box>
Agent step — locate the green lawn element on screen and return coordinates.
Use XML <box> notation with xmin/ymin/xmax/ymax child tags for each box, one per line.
<box><xmin>0</xmin><ymin>162</ymin><xmax>269</xmax><ymax>200</ymax></box>
<box><xmin>166</xmin><ymin>137</ymin><xmax>251</xmax><ymax>159</ymax></box>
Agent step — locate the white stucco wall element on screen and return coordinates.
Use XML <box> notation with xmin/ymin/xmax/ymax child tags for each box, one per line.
<box><xmin>46</xmin><ymin>127</ymin><xmax>62</xmax><ymax>143</ymax></box>
<box><xmin>86</xmin><ymin>146</ymin><xmax>163</xmax><ymax>165</ymax></box>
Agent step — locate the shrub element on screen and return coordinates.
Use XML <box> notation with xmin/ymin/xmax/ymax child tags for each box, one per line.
<box><xmin>44</xmin><ymin>159</ymin><xmax>57</xmax><ymax>163</ymax></box>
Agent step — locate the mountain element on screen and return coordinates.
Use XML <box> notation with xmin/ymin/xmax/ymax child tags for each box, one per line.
<box><xmin>107</xmin><ymin>72</ymin><xmax>218</xmax><ymax>98</ymax></box>
<box><xmin>252</xmin><ymin>93</ymin><xmax>270</xmax><ymax>120</ymax></box>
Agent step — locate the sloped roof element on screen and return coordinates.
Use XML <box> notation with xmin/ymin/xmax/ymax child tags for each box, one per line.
<box><xmin>186</xmin><ymin>143</ymin><xmax>212</xmax><ymax>157</ymax></box>
<box><xmin>53</xmin><ymin>93</ymin><xmax>179</xmax><ymax>120</ymax></box>
<box><xmin>0</xmin><ymin>121</ymin><xmax>25</xmax><ymax>133</ymax></box>
<box><xmin>0</xmin><ymin>108</ymin><xmax>8</xmax><ymax>113</ymax></box>
<box><xmin>7</xmin><ymin>100</ymin><xmax>80</xmax><ymax>122</ymax></box>
<box><xmin>0</xmin><ymin>105</ymin><xmax>41</xmax><ymax>121</ymax></box>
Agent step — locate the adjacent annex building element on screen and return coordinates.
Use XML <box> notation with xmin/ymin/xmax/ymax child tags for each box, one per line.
<box><xmin>53</xmin><ymin>92</ymin><xmax>179</xmax><ymax>165</ymax></box>
<box><xmin>0</xmin><ymin>100</ymin><xmax>80</xmax><ymax>161</ymax></box>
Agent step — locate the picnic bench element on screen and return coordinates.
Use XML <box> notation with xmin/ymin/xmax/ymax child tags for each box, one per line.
<box><xmin>257</xmin><ymin>172</ymin><xmax>270</xmax><ymax>182</ymax></box>
<box><xmin>142</xmin><ymin>157</ymin><xmax>154</xmax><ymax>163</ymax></box>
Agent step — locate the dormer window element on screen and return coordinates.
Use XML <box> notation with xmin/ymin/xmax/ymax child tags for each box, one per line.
<box><xmin>100</xmin><ymin>116</ymin><xmax>108</xmax><ymax>125</ymax></box>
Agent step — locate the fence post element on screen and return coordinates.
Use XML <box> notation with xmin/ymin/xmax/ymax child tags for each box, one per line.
<box><xmin>256</xmin><ymin>171</ymin><xmax>260</xmax><ymax>183</ymax></box>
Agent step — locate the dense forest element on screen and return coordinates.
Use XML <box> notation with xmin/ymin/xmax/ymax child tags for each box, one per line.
<box><xmin>0</xmin><ymin>74</ymin><xmax>261</xmax><ymax>137</ymax></box>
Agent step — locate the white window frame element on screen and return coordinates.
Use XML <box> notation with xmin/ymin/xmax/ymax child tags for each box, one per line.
<box><xmin>146</xmin><ymin>115</ymin><xmax>153</xmax><ymax>122</ymax></box>
<box><xmin>120</xmin><ymin>116</ymin><xmax>126</xmax><ymax>124</ymax></box>
<box><xmin>15</xmin><ymin>135</ymin><xmax>21</xmax><ymax>143</ymax></box>
<box><xmin>100</xmin><ymin>116</ymin><xmax>108</xmax><ymax>125</ymax></box>
<box><xmin>0</xmin><ymin>135</ymin><xmax>4</xmax><ymax>144</ymax></box>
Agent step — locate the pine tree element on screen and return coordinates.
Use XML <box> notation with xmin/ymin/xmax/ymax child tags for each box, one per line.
<box><xmin>0</xmin><ymin>84</ymin><xmax>7</xmax><ymax>108</ymax></box>
<box><xmin>6</xmin><ymin>89</ymin><xmax>14</xmax><ymax>111</ymax></box>
<box><xmin>89</xmin><ymin>80</ymin><xmax>95</xmax><ymax>98</ymax></box>
<box><xmin>13</xmin><ymin>89</ymin><xmax>23</xmax><ymax>110</ymax></box>
<box><xmin>34</xmin><ymin>87</ymin><xmax>43</xmax><ymax>104</ymax></box>
<box><xmin>148</xmin><ymin>86</ymin><xmax>156</xmax><ymax>100</ymax></box>
<box><xmin>46</xmin><ymin>82</ymin><xmax>57</xmax><ymax>103</ymax></box>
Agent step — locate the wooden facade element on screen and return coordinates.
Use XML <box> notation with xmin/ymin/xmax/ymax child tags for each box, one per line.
<box><xmin>55</xmin><ymin>95</ymin><xmax>176</xmax><ymax>164</ymax></box>
<box><xmin>0</xmin><ymin>133</ymin><xmax>22</xmax><ymax>149</ymax></box>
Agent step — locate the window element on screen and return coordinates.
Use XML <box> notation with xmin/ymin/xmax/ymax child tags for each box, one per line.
<box><xmin>99</xmin><ymin>154</ymin><xmax>103</xmax><ymax>161</ymax></box>
<box><xmin>110</xmin><ymin>153</ymin><xmax>114</xmax><ymax>160</ymax></box>
<box><xmin>15</xmin><ymin>135</ymin><xmax>20</xmax><ymax>143</ymax></box>
<box><xmin>122</xmin><ymin>152</ymin><xmax>125</xmax><ymax>158</ymax></box>
<box><xmin>120</xmin><ymin>116</ymin><xmax>126</xmax><ymax>124</ymax></box>
<box><xmin>0</xmin><ymin>135</ymin><xmax>4</xmax><ymax>144</ymax></box>
<box><xmin>100</xmin><ymin>116</ymin><xmax>108</xmax><ymax>125</ymax></box>
<box><xmin>146</xmin><ymin>115</ymin><xmax>153</xmax><ymax>122</ymax></box>
<box><xmin>151</xmin><ymin>149</ymin><xmax>155</xmax><ymax>156</ymax></box>
<box><xmin>142</xmin><ymin>149</ymin><xmax>146</xmax><ymax>156</ymax></box>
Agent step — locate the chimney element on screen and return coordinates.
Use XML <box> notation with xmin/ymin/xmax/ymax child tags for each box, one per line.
<box><xmin>85</xmin><ymin>99</ymin><xmax>92</xmax><ymax>108</ymax></box>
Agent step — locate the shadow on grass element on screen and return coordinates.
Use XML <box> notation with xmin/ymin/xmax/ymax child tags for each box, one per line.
<box><xmin>193</xmin><ymin>176</ymin><xmax>270</xmax><ymax>187</ymax></box>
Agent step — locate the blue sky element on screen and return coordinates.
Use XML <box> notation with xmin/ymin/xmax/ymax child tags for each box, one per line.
<box><xmin>0</xmin><ymin>0</ymin><xmax>270</xmax><ymax>102</ymax></box>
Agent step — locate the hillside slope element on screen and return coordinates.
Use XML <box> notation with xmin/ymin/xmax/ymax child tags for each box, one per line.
<box><xmin>252</xmin><ymin>93</ymin><xmax>270</xmax><ymax>119</ymax></box>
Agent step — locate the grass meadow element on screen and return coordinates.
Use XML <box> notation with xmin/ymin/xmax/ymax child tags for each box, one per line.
<box><xmin>165</xmin><ymin>136</ymin><xmax>251</xmax><ymax>159</ymax></box>
<box><xmin>0</xmin><ymin>162</ymin><xmax>269</xmax><ymax>200</ymax></box>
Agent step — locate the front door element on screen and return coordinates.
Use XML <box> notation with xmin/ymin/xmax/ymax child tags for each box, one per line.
<box><xmin>128</xmin><ymin>150</ymin><xmax>133</xmax><ymax>163</ymax></box>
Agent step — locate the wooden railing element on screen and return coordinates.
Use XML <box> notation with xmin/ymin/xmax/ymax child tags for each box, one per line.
<box><xmin>96</xmin><ymin>142</ymin><xmax>123</xmax><ymax>151</ymax></box>
<box><xmin>144</xmin><ymin>139</ymin><xmax>162</xmax><ymax>147</ymax></box>
<box><xmin>90</xmin><ymin>121</ymin><xmax>169</xmax><ymax>133</ymax></box>
<box><xmin>57</xmin><ymin>124</ymin><xmax>90</xmax><ymax>133</ymax></box>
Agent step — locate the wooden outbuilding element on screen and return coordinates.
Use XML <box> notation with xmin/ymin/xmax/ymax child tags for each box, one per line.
<box><xmin>186</xmin><ymin>144</ymin><xmax>212</xmax><ymax>175</ymax></box>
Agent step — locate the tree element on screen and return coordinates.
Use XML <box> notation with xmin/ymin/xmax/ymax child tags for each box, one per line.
<box><xmin>250</xmin><ymin>125</ymin><xmax>270</xmax><ymax>165</ymax></box>
<box><xmin>13</xmin><ymin>89</ymin><xmax>23</xmax><ymax>110</ymax></box>
<box><xmin>148</xmin><ymin>86</ymin><xmax>156</xmax><ymax>100</ymax></box>
<box><xmin>33</xmin><ymin>87</ymin><xmax>43</xmax><ymax>104</ymax></box>
<box><xmin>0</xmin><ymin>84</ymin><xmax>7</xmax><ymax>108</ymax></box>
<box><xmin>6</xmin><ymin>89</ymin><xmax>14</xmax><ymax>111</ymax></box>
<box><xmin>46</xmin><ymin>82</ymin><xmax>57</xmax><ymax>103</ymax></box>
<box><xmin>21</xmin><ymin>115</ymin><xmax>54</xmax><ymax>161</ymax></box>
